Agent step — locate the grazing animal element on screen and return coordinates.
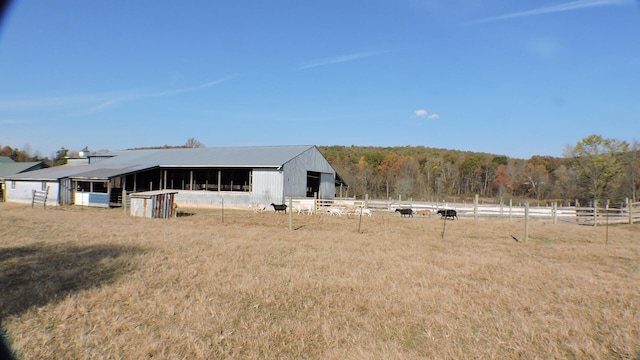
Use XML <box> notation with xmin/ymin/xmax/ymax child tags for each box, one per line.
<box><xmin>415</xmin><ymin>209</ymin><xmax>432</xmax><ymax>217</ymax></box>
<box><xmin>270</xmin><ymin>203</ymin><xmax>288</xmax><ymax>214</ymax></box>
<box><xmin>293</xmin><ymin>202</ymin><xmax>314</xmax><ymax>215</ymax></box>
<box><xmin>437</xmin><ymin>209</ymin><xmax>458</xmax><ymax>220</ymax></box>
<box><xmin>395</xmin><ymin>208</ymin><xmax>414</xmax><ymax>217</ymax></box>
<box><xmin>345</xmin><ymin>206</ymin><xmax>371</xmax><ymax>217</ymax></box>
<box><xmin>359</xmin><ymin>208</ymin><xmax>372</xmax><ymax>217</ymax></box>
<box><xmin>249</xmin><ymin>203</ymin><xmax>266</xmax><ymax>213</ymax></box>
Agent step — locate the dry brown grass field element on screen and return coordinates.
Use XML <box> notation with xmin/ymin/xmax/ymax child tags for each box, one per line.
<box><xmin>1</xmin><ymin>202</ymin><xmax>639</xmax><ymax>359</ymax></box>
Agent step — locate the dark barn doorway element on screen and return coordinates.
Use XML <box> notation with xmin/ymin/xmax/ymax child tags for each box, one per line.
<box><xmin>306</xmin><ymin>171</ymin><xmax>320</xmax><ymax>197</ymax></box>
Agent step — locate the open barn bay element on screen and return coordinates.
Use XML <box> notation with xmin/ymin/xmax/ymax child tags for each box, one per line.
<box><xmin>1</xmin><ymin>203</ymin><xmax>639</xmax><ymax>359</ymax></box>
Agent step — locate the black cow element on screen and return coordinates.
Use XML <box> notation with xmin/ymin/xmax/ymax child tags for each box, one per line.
<box><xmin>395</xmin><ymin>208</ymin><xmax>414</xmax><ymax>218</ymax></box>
<box><xmin>437</xmin><ymin>209</ymin><xmax>458</xmax><ymax>220</ymax></box>
<box><xmin>270</xmin><ymin>203</ymin><xmax>288</xmax><ymax>214</ymax></box>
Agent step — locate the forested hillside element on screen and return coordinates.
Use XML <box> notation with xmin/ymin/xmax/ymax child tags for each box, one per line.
<box><xmin>319</xmin><ymin>135</ymin><xmax>639</xmax><ymax>205</ymax></box>
<box><xmin>3</xmin><ymin>134</ymin><xmax>638</xmax><ymax>205</ymax></box>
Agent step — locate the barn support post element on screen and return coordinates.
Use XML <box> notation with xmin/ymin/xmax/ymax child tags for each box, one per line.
<box><xmin>163</xmin><ymin>170</ymin><xmax>167</xmax><ymax>190</ymax></box>
<box><xmin>524</xmin><ymin>201</ymin><xmax>529</xmax><ymax>243</ymax></box>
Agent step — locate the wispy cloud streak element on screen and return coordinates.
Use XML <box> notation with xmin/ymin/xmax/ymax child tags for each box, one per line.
<box><xmin>466</xmin><ymin>0</ymin><xmax>635</xmax><ymax>24</ymax></box>
<box><xmin>297</xmin><ymin>51</ymin><xmax>385</xmax><ymax>70</ymax></box>
<box><xmin>80</xmin><ymin>77</ymin><xmax>233</xmax><ymax>114</ymax></box>
<box><xmin>0</xmin><ymin>77</ymin><xmax>231</xmax><ymax>114</ymax></box>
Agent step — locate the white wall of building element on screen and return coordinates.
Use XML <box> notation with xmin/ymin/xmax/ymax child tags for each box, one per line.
<box><xmin>5</xmin><ymin>180</ymin><xmax>60</xmax><ymax>206</ymax></box>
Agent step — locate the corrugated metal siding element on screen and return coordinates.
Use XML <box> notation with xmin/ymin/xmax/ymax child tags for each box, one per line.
<box><xmin>130</xmin><ymin>191</ymin><xmax>176</xmax><ymax>218</ymax></box>
<box><xmin>281</xmin><ymin>147</ymin><xmax>336</xmax><ymax>199</ymax></box>
<box><xmin>174</xmin><ymin>191</ymin><xmax>251</xmax><ymax>208</ymax></box>
<box><xmin>320</xmin><ymin>173</ymin><xmax>336</xmax><ymax>199</ymax></box>
<box><xmin>60</xmin><ymin>178</ymin><xmax>73</xmax><ymax>205</ymax></box>
<box><xmin>251</xmin><ymin>169</ymin><xmax>284</xmax><ymax>205</ymax></box>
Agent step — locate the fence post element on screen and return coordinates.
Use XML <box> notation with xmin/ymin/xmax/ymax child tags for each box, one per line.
<box><xmin>524</xmin><ymin>201</ymin><xmax>529</xmax><ymax>243</ymax></box>
<box><xmin>365</xmin><ymin>193</ymin><xmax>369</xmax><ymax>208</ymax></box>
<box><xmin>593</xmin><ymin>198</ymin><xmax>598</xmax><ymax>227</ymax></box>
<box><xmin>509</xmin><ymin>198</ymin><xmax>513</xmax><ymax>222</ymax></box>
<box><xmin>288</xmin><ymin>197</ymin><xmax>293</xmax><ymax>230</ymax></box>
<box><xmin>552</xmin><ymin>201</ymin><xmax>557</xmax><ymax>225</ymax></box>
<box><xmin>314</xmin><ymin>192</ymin><xmax>318</xmax><ymax>214</ymax></box>
<box><xmin>474</xmin><ymin>194</ymin><xmax>478</xmax><ymax>220</ymax></box>
<box><xmin>628</xmin><ymin>198</ymin><xmax>633</xmax><ymax>224</ymax></box>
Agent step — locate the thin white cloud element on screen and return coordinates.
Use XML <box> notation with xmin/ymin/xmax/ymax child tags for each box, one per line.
<box><xmin>154</xmin><ymin>77</ymin><xmax>232</xmax><ymax>97</ymax></box>
<box><xmin>427</xmin><ymin>114</ymin><xmax>440</xmax><ymax>120</ymax></box>
<box><xmin>466</xmin><ymin>0</ymin><xmax>635</xmax><ymax>24</ymax></box>
<box><xmin>0</xmin><ymin>77</ymin><xmax>231</xmax><ymax>114</ymax></box>
<box><xmin>297</xmin><ymin>51</ymin><xmax>385</xmax><ymax>70</ymax></box>
<box><xmin>79</xmin><ymin>77</ymin><xmax>233</xmax><ymax>115</ymax></box>
<box><xmin>0</xmin><ymin>94</ymin><xmax>116</xmax><ymax>110</ymax></box>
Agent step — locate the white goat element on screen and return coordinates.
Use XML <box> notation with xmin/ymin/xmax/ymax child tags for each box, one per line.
<box><xmin>345</xmin><ymin>206</ymin><xmax>372</xmax><ymax>217</ymax></box>
<box><xmin>326</xmin><ymin>206</ymin><xmax>345</xmax><ymax>216</ymax></box>
<box><xmin>360</xmin><ymin>208</ymin><xmax>372</xmax><ymax>217</ymax></box>
<box><xmin>293</xmin><ymin>202</ymin><xmax>314</xmax><ymax>215</ymax></box>
<box><xmin>249</xmin><ymin>203</ymin><xmax>266</xmax><ymax>213</ymax></box>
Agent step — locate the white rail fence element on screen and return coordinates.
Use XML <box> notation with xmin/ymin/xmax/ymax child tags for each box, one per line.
<box><xmin>285</xmin><ymin>196</ymin><xmax>639</xmax><ymax>225</ymax></box>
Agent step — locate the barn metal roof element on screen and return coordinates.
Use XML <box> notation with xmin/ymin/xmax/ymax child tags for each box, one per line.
<box><xmin>5</xmin><ymin>145</ymin><xmax>317</xmax><ymax>181</ymax></box>
<box><xmin>3</xmin><ymin>163</ymin><xmax>92</xmax><ymax>181</ymax></box>
<box><xmin>0</xmin><ymin>162</ymin><xmax>47</xmax><ymax>178</ymax></box>
<box><xmin>101</xmin><ymin>145</ymin><xmax>315</xmax><ymax>168</ymax></box>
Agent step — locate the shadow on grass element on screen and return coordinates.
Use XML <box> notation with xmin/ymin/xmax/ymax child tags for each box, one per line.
<box><xmin>0</xmin><ymin>242</ymin><xmax>144</xmax><ymax>320</ymax></box>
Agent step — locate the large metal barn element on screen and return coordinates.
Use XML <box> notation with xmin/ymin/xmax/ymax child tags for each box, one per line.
<box><xmin>4</xmin><ymin>145</ymin><xmax>346</xmax><ymax>209</ymax></box>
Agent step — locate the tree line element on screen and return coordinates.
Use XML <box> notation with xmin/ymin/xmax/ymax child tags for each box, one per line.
<box><xmin>3</xmin><ymin>135</ymin><xmax>638</xmax><ymax>205</ymax></box>
<box><xmin>0</xmin><ymin>138</ymin><xmax>205</xmax><ymax>167</ymax></box>
<box><xmin>319</xmin><ymin>135</ymin><xmax>639</xmax><ymax>205</ymax></box>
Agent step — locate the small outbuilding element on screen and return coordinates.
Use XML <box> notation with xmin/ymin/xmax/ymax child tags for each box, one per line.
<box><xmin>130</xmin><ymin>190</ymin><xmax>177</xmax><ymax>218</ymax></box>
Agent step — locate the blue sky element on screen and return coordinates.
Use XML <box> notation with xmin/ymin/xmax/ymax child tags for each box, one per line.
<box><xmin>1</xmin><ymin>0</ymin><xmax>639</xmax><ymax>159</ymax></box>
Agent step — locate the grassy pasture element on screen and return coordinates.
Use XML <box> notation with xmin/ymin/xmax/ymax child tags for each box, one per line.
<box><xmin>1</xmin><ymin>203</ymin><xmax>639</xmax><ymax>359</ymax></box>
